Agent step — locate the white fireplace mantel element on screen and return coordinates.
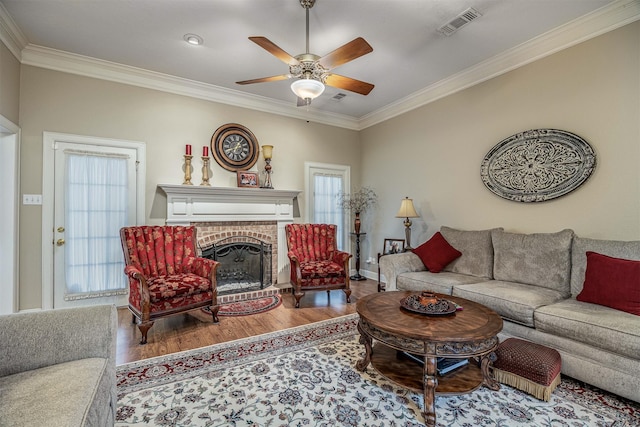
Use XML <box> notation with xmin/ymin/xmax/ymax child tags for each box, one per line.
<box><xmin>158</xmin><ymin>184</ymin><xmax>301</xmax><ymax>224</ymax></box>
<box><xmin>159</xmin><ymin>184</ymin><xmax>301</xmax><ymax>285</ymax></box>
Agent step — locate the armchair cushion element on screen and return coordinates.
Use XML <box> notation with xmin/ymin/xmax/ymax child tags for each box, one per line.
<box><xmin>300</xmin><ymin>260</ymin><xmax>347</xmax><ymax>278</ymax></box>
<box><xmin>147</xmin><ymin>273</ymin><xmax>212</xmax><ymax>301</ymax></box>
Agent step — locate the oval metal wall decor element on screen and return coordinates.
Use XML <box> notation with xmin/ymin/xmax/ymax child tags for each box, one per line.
<box><xmin>480</xmin><ymin>129</ymin><xmax>596</xmax><ymax>202</ymax></box>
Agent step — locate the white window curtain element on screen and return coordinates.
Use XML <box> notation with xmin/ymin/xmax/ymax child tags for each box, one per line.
<box><xmin>64</xmin><ymin>151</ymin><xmax>129</xmax><ymax>299</ymax></box>
<box><xmin>313</xmin><ymin>174</ymin><xmax>344</xmax><ymax>250</ymax></box>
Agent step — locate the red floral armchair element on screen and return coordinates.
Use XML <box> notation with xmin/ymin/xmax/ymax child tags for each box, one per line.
<box><xmin>120</xmin><ymin>225</ymin><xmax>220</xmax><ymax>344</ymax></box>
<box><xmin>285</xmin><ymin>224</ymin><xmax>352</xmax><ymax>308</ymax></box>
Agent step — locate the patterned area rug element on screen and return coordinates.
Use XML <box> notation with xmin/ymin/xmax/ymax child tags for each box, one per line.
<box><xmin>201</xmin><ymin>295</ymin><xmax>282</xmax><ymax>317</ymax></box>
<box><xmin>116</xmin><ymin>314</ymin><xmax>640</xmax><ymax>426</ymax></box>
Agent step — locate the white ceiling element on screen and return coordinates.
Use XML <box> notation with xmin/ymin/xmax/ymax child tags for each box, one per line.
<box><xmin>1</xmin><ymin>0</ymin><xmax>635</xmax><ymax>129</ymax></box>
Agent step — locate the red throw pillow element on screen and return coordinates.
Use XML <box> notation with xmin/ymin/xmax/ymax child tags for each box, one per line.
<box><xmin>576</xmin><ymin>251</ymin><xmax>640</xmax><ymax>316</ymax></box>
<box><xmin>412</xmin><ymin>232</ymin><xmax>462</xmax><ymax>273</ymax></box>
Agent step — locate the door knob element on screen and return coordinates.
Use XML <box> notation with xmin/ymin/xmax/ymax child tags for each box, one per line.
<box><xmin>56</xmin><ymin>239</ymin><xmax>65</xmax><ymax>246</ymax></box>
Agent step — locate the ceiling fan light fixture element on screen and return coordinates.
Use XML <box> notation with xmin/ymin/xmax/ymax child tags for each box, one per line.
<box><xmin>291</xmin><ymin>78</ymin><xmax>325</xmax><ymax>100</ymax></box>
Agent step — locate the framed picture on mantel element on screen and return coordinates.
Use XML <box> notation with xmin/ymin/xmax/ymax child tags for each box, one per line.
<box><xmin>237</xmin><ymin>171</ymin><xmax>259</xmax><ymax>188</ymax></box>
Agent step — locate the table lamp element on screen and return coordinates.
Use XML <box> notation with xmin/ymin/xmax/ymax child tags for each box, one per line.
<box><xmin>395</xmin><ymin>197</ymin><xmax>419</xmax><ymax>250</ymax></box>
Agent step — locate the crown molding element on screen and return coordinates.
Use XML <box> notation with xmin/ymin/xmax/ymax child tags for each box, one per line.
<box><xmin>359</xmin><ymin>0</ymin><xmax>640</xmax><ymax>129</ymax></box>
<box><xmin>0</xmin><ymin>2</ymin><xmax>27</xmax><ymax>61</ymax></box>
<box><xmin>5</xmin><ymin>0</ymin><xmax>640</xmax><ymax>131</ymax></box>
<box><xmin>20</xmin><ymin>45</ymin><xmax>361</xmax><ymax>130</ymax></box>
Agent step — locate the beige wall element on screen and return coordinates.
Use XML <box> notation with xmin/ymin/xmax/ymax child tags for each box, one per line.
<box><xmin>18</xmin><ymin>67</ymin><xmax>361</xmax><ymax>309</ymax></box>
<box><xmin>12</xmin><ymin>21</ymin><xmax>640</xmax><ymax>306</ymax></box>
<box><xmin>0</xmin><ymin>41</ymin><xmax>20</xmax><ymax>123</ymax></box>
<box><xmin>360</xmin><ymin>22</ymin><xmax>640</xmax><ymax>274</ymax></box>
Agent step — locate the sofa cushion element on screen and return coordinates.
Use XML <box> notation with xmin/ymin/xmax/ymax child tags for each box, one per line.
<box><xmin>441</xmin><ymin>226</ymin><xmax>500</xmax><ymax>279</ymax></box>
<box><xmin>397</xmin><ymin>271</ymin><xmax>485</xmax><ymax>295</ymax></box>
<box><xmin>535</xmin><ymin>298</ymin><xmax>640</xmax><ymax>360</ymax></box>
<box><xmin>412</xmin><ymin>232</ymin><xmax>461</xmax><ymax>273</ymax></box>
<box><xmin>576</xmin><ymin>252</ymin><xmax>640</xmax><ymax>315</ymax></box>
<box><xmin>492</xmin><ymin>229</ymin><xmax>573</xmax><ymax>297</ymax></box>
<box><xmin>570</xmin><ymin>236</ymin><xmax>640</xmax><ymax>296</ymax></box>
<box><xmin>0</xmin><ymin>357</ymin><xmax>112</xmax><ymax>427</ymax></box>
<box><xmin>453</xmin><ymin>281</ymin><xmax>566</xmax><ymax>327</ymax></box>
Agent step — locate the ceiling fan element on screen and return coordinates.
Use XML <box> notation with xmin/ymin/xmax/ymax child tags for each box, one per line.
<box><xmin>236</xmin><ymin>0</ymin><xmax>374</xmax><ymax>106</ymax></box>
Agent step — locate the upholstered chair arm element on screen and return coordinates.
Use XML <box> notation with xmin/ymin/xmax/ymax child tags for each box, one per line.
<box><xmin>124</xmin><ymin>264</ymin><xmax>151</xmax><ymax>321</ymax></box>
<box><xmin>332</xmin><ymin>250</ymin><xmax>352</xmax><ymax>265</ymax></box>
<box><xmin>124</xmin><ymin>264</ymin><xmax>144</xmax><ymax>281</ymax></box>
<box><xmin>287</xmin><ymin>251</ymin><xmax>303</xmax><ymax>283</ymax></box>
<box><xmin>332</xmin><ymin>250</ymin><xmax>352</xmax><ymax>274</ymax></box>
<box><xmin>379</xmin><ymin>252</ymin><xmax>425</xmax><ymax>291</ymax></box>
<box><xmin>192</xmin><ymin>257</ymin><xmax>220</xmax><ymax>283</ymax></box>
<box><xmin>287</xmin><ymin>251</ymin><xmax>300</xmax><ymax>264</ymax></box>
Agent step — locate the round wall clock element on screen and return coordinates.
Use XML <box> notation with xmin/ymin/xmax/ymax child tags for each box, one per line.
<box><xmin>210</xmin><ymin>123</ymin><xmax>259</xmax><ymax>172</ymax></box>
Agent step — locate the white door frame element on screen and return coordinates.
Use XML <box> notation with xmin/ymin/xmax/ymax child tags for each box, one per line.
<box><xmin>0</xmin><ymin>115</ymin><xmax>20</xmax><ymax>314</ymax></box>
<box><xmin>42</xmin><ymin>132</ymin><xmax>146</xmax><ymax>310</ymax></box>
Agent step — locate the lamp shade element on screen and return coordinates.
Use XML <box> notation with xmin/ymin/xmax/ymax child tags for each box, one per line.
<box><xmin>291</xmin><ymin>79</ymin><xmax>325</xmax><ymax>100</ymax></box>
<box><xmin>262</xmin><ymin>145</ymin><xmax>273</xmax><ymax>160</ymax></box>
<box><xmin>395</xmin><ymin>197</ymin><xmax>419</xmax><ymax>218</ymax></box>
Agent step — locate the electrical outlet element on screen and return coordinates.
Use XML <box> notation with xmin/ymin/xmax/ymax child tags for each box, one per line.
<box><xmin>23</xmin><ymin>194</ymin><xmax>42</xmax><ymax>205</ymax></box>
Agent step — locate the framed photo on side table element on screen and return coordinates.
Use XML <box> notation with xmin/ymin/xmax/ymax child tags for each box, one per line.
<box><xmin>383</xmin><ymin>238</ymin><xmax>405</xmax><ymax>255</ymax></box>
<box><xmin>237</xmin><ymin>171</ymin><xmax>259</xmax><ymax>188</ymax></box>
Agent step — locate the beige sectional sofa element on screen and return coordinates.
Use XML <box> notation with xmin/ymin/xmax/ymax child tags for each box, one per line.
<box><xmin>0</xmin><ymin>305</ymin><xmax>117</xmax><ymax>426</ymax></box>
<box><xmin>380</xmin><ymin>226</ymin><xmax>640</xmax><ymax>403</ymax></box>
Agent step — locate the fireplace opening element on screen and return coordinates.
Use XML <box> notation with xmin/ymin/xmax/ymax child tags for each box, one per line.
<box><xmin>201</xmin><ymin>236</ymin><xmax>272</xmax><ymax>296</ymax></box>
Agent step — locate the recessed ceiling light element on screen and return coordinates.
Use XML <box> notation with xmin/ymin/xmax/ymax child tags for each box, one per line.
<box><xmin>183</xmin><ymin>34</ymin><xmax>203</xmax><ymax>46</ymax></box>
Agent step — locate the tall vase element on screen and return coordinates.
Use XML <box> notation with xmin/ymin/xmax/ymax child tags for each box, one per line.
<box><xmin>354</xmin><ymin>212</ymin><xmax>361</xmax><ymax>234</ymax></box>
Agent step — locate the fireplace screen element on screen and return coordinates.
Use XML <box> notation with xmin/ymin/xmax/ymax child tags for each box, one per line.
<box><xmin>201</xmin><ymin>236</ymin><xmax>272</xmax><ymax>295</ymax></box>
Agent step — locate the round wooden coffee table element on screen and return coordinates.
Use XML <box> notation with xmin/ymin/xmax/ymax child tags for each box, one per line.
<box><xmin>355</xmin><ymin>291</ymin><xmax>503</xmax><ymax>427</ymax></box>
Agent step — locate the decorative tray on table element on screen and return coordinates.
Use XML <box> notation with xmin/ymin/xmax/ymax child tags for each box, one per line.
<box><xmin>400</xmin><ymin>291</ymin><xmax>458</xmax><ymax>316</ymax></box>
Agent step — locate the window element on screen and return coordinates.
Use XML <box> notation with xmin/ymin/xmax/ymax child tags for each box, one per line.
<box><xmin>305</xmin><ymin>162</ymin><xmax>350</xmax><ymax>251</ymax></box>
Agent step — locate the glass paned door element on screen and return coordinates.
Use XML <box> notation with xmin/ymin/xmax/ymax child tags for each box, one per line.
<box><xmin>53</xmin><ymin>142</ymin><xmax>138</xmax><ymax>308</ymax></box>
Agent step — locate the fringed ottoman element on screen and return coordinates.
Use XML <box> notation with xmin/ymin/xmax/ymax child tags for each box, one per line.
<box><xmin>493</xmin><ymin>338</ymin><xmax>562</xmax><ymax>401</ymax></box>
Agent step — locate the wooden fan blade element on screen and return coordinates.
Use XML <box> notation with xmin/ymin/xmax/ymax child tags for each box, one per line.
<box><xmin>236</xmin><ymin>74</ymin><xmax>291</xmax><ymax>85</ymax></box>
<box><xmin>317</xmin><ymin>37</ymin><xmax>373</xmax><ymax>69</ymax></box>
<box><xmin>325</xmin><ymin>74</ymin><xmax>374</xmax><ymax>96</ymax></box>
<box><xmin>249</xmin><ymin>36</ymin><xmax>299</xmax><ymax>66</ymax></box>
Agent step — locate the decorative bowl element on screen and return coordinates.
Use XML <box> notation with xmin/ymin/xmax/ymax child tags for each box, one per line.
<box><xmin>400</xmin><ymin>291</ymin><xmax>457</xmax><ymax>316</ymax></box>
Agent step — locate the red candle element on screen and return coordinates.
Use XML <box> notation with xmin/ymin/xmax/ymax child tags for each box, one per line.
<box><xmin>203</xmin><ymin>146</ymin><xmax>209</xmax><ymax>157</ymax></box>
<box><xmin>185</xmin><ymin>144</ymin><xmax>192</xmax><ymax>155</ymax></box>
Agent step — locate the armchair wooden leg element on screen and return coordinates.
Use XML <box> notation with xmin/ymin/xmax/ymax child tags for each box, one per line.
<box><xmin>293</xmin><ymin>291</ymin><xmax>304</xmax><ymax>308</ymax></box>
<box><xmin>344</xmin><ymin>288</ymin><xmax>352</xmax><ymax>303</ymax></box>
<box><xmin>210</xmin><ymin>305</ymin><xmax>220</xmax><ymax>323</ymax></box>
<box><xmin>138</xmin><ymin>321</ymin><xmax>154</xmax><ymax>345</ymax></box>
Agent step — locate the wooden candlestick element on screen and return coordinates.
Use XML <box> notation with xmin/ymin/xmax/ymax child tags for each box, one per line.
<box><xmin>183</xmin><ymin>155</ymin><xmax>193</xmax><ymax>185</ymax></box>
<box><xmin>201</xmin><ymin>157</ymin><xmax>211</xmax><ymax>186</ymax></box>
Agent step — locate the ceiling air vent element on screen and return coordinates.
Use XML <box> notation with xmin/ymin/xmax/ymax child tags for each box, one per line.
<box><xmin>332</xmin><ymin>93</ymin><xmax>347</xmax><ymax>101</ymax></box>
<box><xmin>437</xmin><ymin>7</ymin><xmax>482</xmax><ymax>36</ymax></box>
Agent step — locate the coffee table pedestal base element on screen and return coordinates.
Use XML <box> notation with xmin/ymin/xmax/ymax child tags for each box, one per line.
<box><xmin>356</xmin><ymin>319</ymin><xmax>500</xmax><ymax>427</ymax></box>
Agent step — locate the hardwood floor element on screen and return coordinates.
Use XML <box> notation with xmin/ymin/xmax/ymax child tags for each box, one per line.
<box><xmin>116</xmin><ymin>280</ymin><xmax>379</xmax><ymax>365</ymax></box>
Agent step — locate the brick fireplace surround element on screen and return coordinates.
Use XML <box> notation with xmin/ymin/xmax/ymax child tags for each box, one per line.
<box><xmin>159</xmin><ymin>184</ymin><xmax>301</xmax><ymax>304</ymax></box>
